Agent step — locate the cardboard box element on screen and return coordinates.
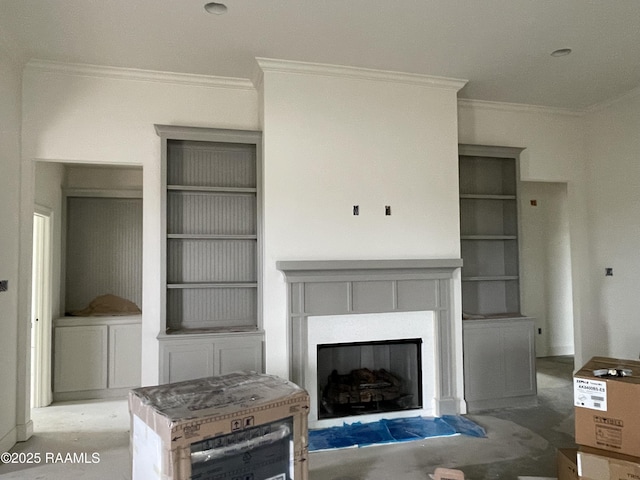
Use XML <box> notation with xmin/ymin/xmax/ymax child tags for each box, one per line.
<box><xmin>430</xmin><ymin>468</ymin><xmax>465</xmax><ymax>480</ymax></box>
<box><xmin>557</xmin><ymin>448</ymin><xmax>578</xmax><ymax>480</ymax></box>
<box><xmin>129</xmin><ymin>372</ymin><xmax>310</xmax><ymax>480</ymax></box>
<box><xmin>577</xmin><ymin>446</ymin><xmax>640</xmax><ymax>480</ymax></box>
<box><xmin>574</xmin><ymin>356</ymin><xmax>640</xmax><ymax>457</ymax></box>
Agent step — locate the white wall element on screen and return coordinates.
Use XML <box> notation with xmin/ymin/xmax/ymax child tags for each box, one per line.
<box><xmin>65</xmin><ymin>164</ymin><xmax>143</xmax><ymax>190</ymax></box>
<box><xmin>583</xmin><ymin>90</ymin><xmax>640</xmax><ymax>360</ymax></box>
<box><xmin>0</xmin><ymin>50</ymin><xmax>23</xmax><ymax>452</ymax></box>
<box><xmin>458</xmin><ymin>101</ymin><xmax>589</xmax><ymax>366</ymax></box>
<box><xmin>21</xmin><ymin>63</ymin><xmax>259</xmax><ymax>387</ymax></box>
<box><xmin>259</xmin><ymin>62</ymin><xmax>466</xmax><ymax>390</ymax></box>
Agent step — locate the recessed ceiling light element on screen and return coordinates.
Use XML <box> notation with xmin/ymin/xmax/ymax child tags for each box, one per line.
<box><xmin>551</xmin><ymin>48</ymin><xmax>572</xmax><ymax>57</ymax></box>
<box><xmin>204</xmin><ymin>2</ymin><xmax>227</xmax><ymax>14</ymax></box>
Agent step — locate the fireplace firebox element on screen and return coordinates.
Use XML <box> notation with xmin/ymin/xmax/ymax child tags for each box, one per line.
<box><xmin>317</xmin><ymin>339</ymin><xmax>423</xmax><ymax>420</ymax></box>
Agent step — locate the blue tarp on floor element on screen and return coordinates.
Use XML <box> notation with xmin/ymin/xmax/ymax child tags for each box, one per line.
<box><xmin>308</xmin><ymin>415</ymin><xmax>486</xmax><ymax>451</ymax></box>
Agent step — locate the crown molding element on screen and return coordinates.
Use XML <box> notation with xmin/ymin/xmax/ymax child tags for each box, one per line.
<box><xmin>23</xmin><ymin>59</ymin><xmax>255</xmax><ymax>90</ymax></box>
<box><xmin>583</xmin><ymin>84</ymin><xmax>640</xmax><ymax>114</ymax></box>
<box><xmin>251</xmin><ymin>61</ymin><xmax>264</xmax><ymax>91</ymax></box>
<box><xmin>256</xmin><ymin>57</ymin><xmax>467</xmax><ymax>91</ymax></box>
<box><xmin>457</xmin><ymin>98</ymin><xmax>586</xmax><ymax>117</ymax></box>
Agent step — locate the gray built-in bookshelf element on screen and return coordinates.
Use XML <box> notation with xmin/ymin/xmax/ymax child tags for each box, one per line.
<box><xmin>165</xmin><ymin>139</ymin><xmax>258</xmax><ymax>332</ymax></box>
<box><xmin>459</xmin><ymin>144</ymin><xmax>537</xmax><ymax>411</ymax></box>
<box><xmin>156</xmin><ymin>125</ymin><xmax>264</xmax><ymax>384</ymax></box>
<box><xmin>459</xmin><ymin>145</ymin><xmax>522</xmax><ymax>318</ymax></box>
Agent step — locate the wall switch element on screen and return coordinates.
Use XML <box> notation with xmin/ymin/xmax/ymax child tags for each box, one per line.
<box><xmin>0</xmin><ymin>280</ymin><xmax>7</xmax><ymax>292</ymax></box>
<box><xmin>353</xmin><ymin>205</ymin><xmax>359</xmax><ymax>216</ymax></box>
<box><xmin>385</xmin><ymin>205</ymin><xmax>391</xmax><ymax>216</ymax></box>
<box><xmin>538</xmin><ymin>328</ymin><xmax>542</xmax><ymax>334</ymax></box>
<box><xmin>605</xmin><ymin>267</ymin><xmax>613</xmax><ymax>276</ymax></box>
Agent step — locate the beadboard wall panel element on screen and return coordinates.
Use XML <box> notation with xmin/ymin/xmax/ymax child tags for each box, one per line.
<box><xmin>167</xmin><ymin>141</ymin><xmax>256</xmax><ymax>188</ymax></box>
<box><xmin>65</xmin><ymin>197</ymin><xmax>142</xmax><ymax>312</ymax></box>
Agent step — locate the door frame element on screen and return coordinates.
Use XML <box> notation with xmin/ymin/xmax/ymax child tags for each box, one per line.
<box><xmin>31</xmin><ymin>206</ymin><xmax>53</xmax><ymax>408</ymax></box>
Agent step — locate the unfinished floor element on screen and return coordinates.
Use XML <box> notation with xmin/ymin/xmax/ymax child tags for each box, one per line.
<box><xmin>0</xmin><ymin>356</ymin><xmax>576</xmax><ymax>479</ymax></box>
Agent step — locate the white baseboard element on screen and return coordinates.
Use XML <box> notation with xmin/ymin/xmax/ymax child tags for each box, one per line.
<box><xmin>0</xmin><ymin>426</ymin><xmax>17</xmax><ymax>454</ymax></box>
<box><xmin>16</xmin><ymin>420</ymin><xmax>33</xmax><ymax>442</ymax></box>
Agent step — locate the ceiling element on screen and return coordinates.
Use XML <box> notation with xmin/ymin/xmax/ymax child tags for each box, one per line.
<box><xmin>1</xmin><ymin>0</ymin><xmax>639</xmax><ymax>110</ymax></box>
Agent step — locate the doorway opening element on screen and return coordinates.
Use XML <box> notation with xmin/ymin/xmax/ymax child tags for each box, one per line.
<box><xmin>520</xmin><ymin>181</ymin><xmax>574</xmax><ymax>358</ymax></box>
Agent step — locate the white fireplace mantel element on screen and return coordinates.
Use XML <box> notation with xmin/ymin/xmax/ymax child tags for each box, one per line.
<box><xmin>277</xmin><ymin>258</ymin><xmax>465</xmax><ymax>419</ymax></box>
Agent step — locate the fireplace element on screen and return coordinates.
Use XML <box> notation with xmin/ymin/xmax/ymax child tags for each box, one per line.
<box><xmin>277</xmin><ymin>259</ymin><xmax>464</xmax><ymax>429</ymax></box>
<box><xmin>317</xmin><ymin>338</ymin><xmax>423</xmax><ymax>420</ymax></box>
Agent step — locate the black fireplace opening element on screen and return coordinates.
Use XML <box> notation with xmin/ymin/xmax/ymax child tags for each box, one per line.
<box><xmin>317</xmin><ymin>338</ymin><xmax>423</xmax><ymax>420</ymax></box>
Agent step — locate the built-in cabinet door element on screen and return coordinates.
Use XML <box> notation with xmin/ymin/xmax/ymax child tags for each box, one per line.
<box><xmin>54</xmin><ymin>325</ymin><xmax>108</xmax><ymax>393</ymax></box>
<box><xmin>108</xmin><ymin>323</ymin><xmax>142</xmax><ymax>388</ymax></box>
<box><xmin>215</xmin><ymin>339</ymin><xmax>263</xmax><ymax>375</ymax></box>
<box><xmin>463</xmin><ymin>317</ymin><xmax>536</xmax><ymax>411</ymax></box>
<box><xmin>161</xmin><ymin>341</ymin><xmax>215</xmax><ymax>384</ymax></box>
<box><xmin>160</xmin><ymin>335</ymin><xmax>264</xmax><ymax>384</ymax></box>
<box><xmin>462</xmin><ymin>323</ymin><xmax>505</xmax><ymax>401</ymax></box>
<box><xmin>502</xmin><ymin>321</ymin><xmax>536</xmax><ymax>396</ymax></box>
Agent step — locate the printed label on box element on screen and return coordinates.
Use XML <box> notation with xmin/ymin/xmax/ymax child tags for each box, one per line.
<box><xmin>574</xmin><ymin>378</ymin><xmax>607</xmax><ymax>411</ymax></box>
<box><xmin>594</xmin><ymin>423</ymin><xmax>623</xmax><ymax>449</ymax></box>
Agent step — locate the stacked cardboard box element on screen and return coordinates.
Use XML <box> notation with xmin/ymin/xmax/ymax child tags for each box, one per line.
<box><xmin>558</xmin><ymin>356</ymin><xmax>640</xmax><ymax>480</ymax></box>
<box><xmin>129</xmin><ymin>371</ymin><xmax>310</xmax><ymax>480</ymax></box>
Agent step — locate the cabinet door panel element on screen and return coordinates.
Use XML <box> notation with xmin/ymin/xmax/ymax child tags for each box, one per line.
<box><xmin>161</xmin><ymin>342</ymin><xmax>214</xmax><ymax>384</ymax></box>
<box><xmin>215</xmin><ymin>338</ymin><xmax>263</xmax><ymax>375</ymax></box>
<box><xmin>503</xmin><ymin>321</ymin><xmax>536</xmax><ymax>396</ymax></box>
<box><xmin>108</xmin><ymin>323</ymin><xmax>142</xmax><ymax>388</ymax></box>
<box><xmin>463</xmin><ymin>325</ymin><xmax>504</xmax><ymax>400</ymax></box>
<box><xmin>54</xmin><ymin>325</ymin><xmax>108</xmax><ymax>392</ymax></box>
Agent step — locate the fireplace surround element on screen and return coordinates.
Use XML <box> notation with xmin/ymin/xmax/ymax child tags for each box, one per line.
<box><xmin>277</xmin><ymin>259</ymin><xmax>465</xmax><ymax>428</ymax></box>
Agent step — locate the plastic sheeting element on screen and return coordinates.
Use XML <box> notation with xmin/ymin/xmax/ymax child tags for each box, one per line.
<box><xmin>308</xmin><ymin>415</ymin><xmax>486</xmax><ymax>451</ymax></box>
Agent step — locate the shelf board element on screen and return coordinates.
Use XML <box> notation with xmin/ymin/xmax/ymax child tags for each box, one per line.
<box><xmin>461</xmin><ymin>235</ymin><xmax>517</xmax><ymax>240</ymax></box>
<box><xmin>161</xmin><ymin>325</ymin><xmax>262</xmax><ymax>337</ymax></box>
<box><xmin>462</xmin><ymin>276</ymin><xmax>519</xmax><ymax>282</ymax></box>
<box><xmin>460</xmin><ymin>193</ymin><xmax>516</xmax><ymax>200</ymax></box>
<box><xmin>167</xmin><ymin>282</ymin><xmax>258</xmax><ymax>289</ymax></box>
<box><xmin>167</xmin><ymin>234</ymin><xmax>257</xmax><ymax>240</ymax></box>
<box><xmin>167</xmin><ymin>185</ymin><xmax>257</xmax><ymax>193</ymax></box>
<box><xmin>462</xmin><ymin>313</ymin><xmax>528</xmax><ymax>321</ymax></box>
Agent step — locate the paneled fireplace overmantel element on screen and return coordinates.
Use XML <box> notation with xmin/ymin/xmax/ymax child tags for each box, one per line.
<box><xmin>277</xmin><ymin>259</ymin><xmax>465</xmax><ymax>418</ymax></box>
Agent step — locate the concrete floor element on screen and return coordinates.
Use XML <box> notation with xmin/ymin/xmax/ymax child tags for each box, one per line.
<box><xmin>0</xmin><ymin>356</ymin><xmax>576</xmax><ymax>479</ymax></box>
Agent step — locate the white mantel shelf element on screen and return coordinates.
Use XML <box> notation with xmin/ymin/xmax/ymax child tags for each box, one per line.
<box><xmin>277</xmin><ymin>258</ymin><xmax>462</xmax><ymax>272</ymax></box>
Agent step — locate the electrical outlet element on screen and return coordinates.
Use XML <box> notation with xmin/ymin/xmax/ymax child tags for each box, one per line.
<box><xmin>353</xmin><ymin>205</ymin><xmax>359</xmax><ymax>216</ymax></box>
<box><xmin>385</xmin><ymin>205</ymin><xmax>391</xmax><ymax>216</ymax></box>
<box><xmin>0</xmin><ymin>280</ymin><xmax>7</xmax><ymax>292</ymax></box>
<box><xmin>605</xmin><ymin>268</ymin><xmax>613</xmax><ymax>276</ymax></box>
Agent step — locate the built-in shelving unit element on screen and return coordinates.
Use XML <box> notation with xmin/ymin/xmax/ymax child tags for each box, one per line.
<box><xmin>156</xmin><ymin>125</ymin><xmax>264</xmax><ymax>383</ymax></box>
<box><xmin>459</xmin><ymin>145</ymin><xmax>522</xmax><ymax>318</ymax></box>
<box><xmin>459</xmin><ymin>144</ymin><xmax>536</xmax><ymax>411</ymax></box>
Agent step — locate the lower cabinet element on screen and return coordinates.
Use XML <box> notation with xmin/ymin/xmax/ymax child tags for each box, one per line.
<box><xmin>159</xmin><ymin>331</ymin><xmax>264</xmax><ymax>384</ymax></box>
<box><xmin>463</xmin><ymin>317</ymin><xmax>537</xmax><ymax>411</ymax></box>
<box><xmin>53</xmin><ymin>316</ymin><xmax>141</xmax><ymax>400</ymax></box>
